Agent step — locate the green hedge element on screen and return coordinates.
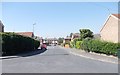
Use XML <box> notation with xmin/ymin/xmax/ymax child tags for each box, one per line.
<box><xmin>0</xmin><ymin>32</ymin><xmax>40</xmax><ymax>56</ymax></box>
<box><xmin>80</xmin><ymin>39</ymin><xmax>118</xmax><ymax>56</ymax></box>
<box><xmin>70</xmin><ymin>41</ymin><xmax>74</xmax><ymax>48</ymax></box>
<box><xmin>70</xmin><ymin>38</ymin><xmax>82</xmax><ymax>48</ymax></box>
<box><xmin>75</xmin><ymin>41</ymin><xmax>82</xmax><ymax>49</ymax></box>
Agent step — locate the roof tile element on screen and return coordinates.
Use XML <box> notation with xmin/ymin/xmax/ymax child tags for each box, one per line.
<box><xmin>112</xmin><ymin>14</ymin><xmax>120</xmax><ymax>19</ymax></box>
<box><xmin>16</xmin><ymin>32</ymin><xmax>34</xmax><ymax>37</ymax></box>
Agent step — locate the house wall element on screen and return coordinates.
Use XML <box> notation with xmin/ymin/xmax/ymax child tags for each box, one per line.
<box><xmin>0</xmin><ymin>22</ymin><xmax>4</xmax><ymax>32</ymax></box>
<box><xmin>63</xmin><ymin>39</ymin><xmax>71</xmax><ymax>44</ymax></box>
<box><xmin>0</xmin><ymin>25</ymin><xmax>2</xmax><ymax>32</ymax></box>
<box><xmin>100</xmin><ymin>16</ymin><xmax>119</xmax><ymax>43</ymax></box>
<box><xmin>118</xmin><ymin>20</ymin><xmax>120</xmax><ymax>43</ymax></box>
<box><xmin>71</xmin><ymin>34</ymin><xmax>80</xmax><ymax>41</ymax></box>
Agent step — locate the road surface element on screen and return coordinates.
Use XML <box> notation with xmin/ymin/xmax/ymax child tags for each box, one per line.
<box><xmin>2</xmin><ymin>46</ymin><xmax>118</xmax><ymax>73</ymax></box>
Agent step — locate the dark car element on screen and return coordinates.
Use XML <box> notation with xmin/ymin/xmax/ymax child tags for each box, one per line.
<box><xmin>41</xmin><ymin>43</ymin><xmax>47</xmax><ymax>50</ymax></box>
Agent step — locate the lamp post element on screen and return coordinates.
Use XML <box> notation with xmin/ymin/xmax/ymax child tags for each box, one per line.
<box><xmin>33</xmin><ymin>23</ymin><xmax>36</xmax><ymax>38</ymax></box>
<box><xmin>33</xmin><ymin>23</ymin><xmax>36</xmax><ymax>50</ymax></box>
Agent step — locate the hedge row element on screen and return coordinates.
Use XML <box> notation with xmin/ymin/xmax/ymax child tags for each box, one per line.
<box><xmin>0</xmin><ymin>32</ymin><xmax>40</xmax><ymax>56</ymax></box>
<box><xmin>80</xmin><ymin>39</ymin><xmax>118</xmax><ymax>56</ymax></box>
<box><xmin>70</xmin><ymin>38</ymin><xmax>82</xmax><ymax>48</ymax></box>
<box><xmin>75</xmin><ymin>41</ymin><xmax>83</xmax><ymax>49</ymax></box>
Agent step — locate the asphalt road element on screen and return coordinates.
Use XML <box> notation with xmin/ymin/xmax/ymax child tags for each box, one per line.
<box><xmin>2</xmin><ymin>46</ymin><xmax>118</xmax><ymax>73</ymax></box>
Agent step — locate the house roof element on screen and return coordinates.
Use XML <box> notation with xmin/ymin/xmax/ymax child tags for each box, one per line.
<box><xmin>46</xmin><ymin>38</ymin><xmax>58</xmax><ymax>41</ymax></box>
<box><xmin>100</xmin><ymin>14</ymin><xmax>120</xmax><ymax>32</ymax></box>
<box><xmin>65</xmin><ymin>36</ymin><xmax>71</xmax><ymax>40</ymax></box>
<box><xmin>72</xmin><ymin>33</ymin><xmax>80</xmax><ymax>37</ymax></box>
<box><xmin>112</xmin><ymin>14</ymin><xmax>120</xmax><ymax>19</ymax></box>
<box><xmin>16</xmin><ymin>32</ymin><xmax>34</xmax><ymax>37</ymax></box>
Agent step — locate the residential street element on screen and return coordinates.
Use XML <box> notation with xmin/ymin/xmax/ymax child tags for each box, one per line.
<box><xmin>2</xmin><ymin>46</ymin><xmax>118</xmax><ymax>73</ymax></box>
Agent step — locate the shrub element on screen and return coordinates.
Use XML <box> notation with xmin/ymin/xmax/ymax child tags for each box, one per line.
<box><xmin>1</xmin><ymin>32</ymin><xmax>40</xmax><ymax>56</ymax></box>
<box><xmin>70</xmin><ymin>41</ymin><xmax>73</xmax><ymax>48</ymax></box>
<box><xmin>80</xmin><ymin>39</ymin><xmax>90</xmax><ymax>52</ymax></box>
<box><xmin>118</xmin><ymin>43</ymin><xmax>120</xmax><ymax>58</ymax></box>
<box><xmin>70</xmin><ymin>38</ymin><xmax>82</xmax><ymax>48</ymax></box>
<box><xmin>75</xmin><ymin>41</ymin><xmax>82</xmax><ymax>49</ymax></box>
<box><xmin>61</xmin><ymin>43</ymin><xmax>65</xmax><ymax>47</ymax></box>
<box><xmin>70</xmin><ymin>41</ymin><xmax>75</xmax><ymax>48</ymax></box>
<box><xmin>81</xmin><ymin>39</ymin><xmax>118</xmax><ymax>56</ymax></box>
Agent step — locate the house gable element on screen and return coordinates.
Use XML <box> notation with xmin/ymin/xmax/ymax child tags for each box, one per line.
<box><xmin>100</xmin><ymin>14</ymin><xmax>119</xmax><ymax>43</ymax></box>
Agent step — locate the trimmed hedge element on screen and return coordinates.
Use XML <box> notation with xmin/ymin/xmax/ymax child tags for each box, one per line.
<box><xmin>80</xmin><ymin>39</ymin><xmax>118</xmax><ymax>56</ymax></box>
<box><xmin>0</xmin><ymin>32</ymin><xmax>40</xmax><ymax>56</ymax></box>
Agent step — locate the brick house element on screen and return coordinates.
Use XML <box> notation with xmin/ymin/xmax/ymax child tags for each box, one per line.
<box><xmin>46</xmin><ymin>38</ymin><xmax>58</xmax><ymax>44</ymax></box>
<box><xmin>71</xmin><ymin>33</ymin><xmax>80</xmax><ymax>41</ymax></box>
<box><xmin>63</xmin><ymin>36</ymin><xmax>71</xmax><ymax>44</ymax></box>
<box><xmin>0</xmin><ymin>20</ymin><xmax>4</xmax><ymax>32</ymax></box>
<box><xmin>100</xmin><ymin>14</ymin><xmax>120</xmax><ymax>43</ymax></box>
<box><xmin>63</xmin><ymin>36</ymin><xmax>71</xmax><ymax>48</ymax></box>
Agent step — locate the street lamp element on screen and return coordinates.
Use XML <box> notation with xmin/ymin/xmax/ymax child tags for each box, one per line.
<box><xmin>33</xmin><ymin>23</ymin><xmax>36</xmax><ymax>50</ymax></box>
<box><xmin>33</xmin><ymin>23</ymin><xmax>36</xmax><ymax>38</ymax></box>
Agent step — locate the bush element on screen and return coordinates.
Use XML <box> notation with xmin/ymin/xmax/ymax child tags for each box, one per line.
<box><xmin>70</xmin><ymin>38</ymin><xmax>82</xmax><ymax>48</ymax></box>
<box><xmin>81</xmin><ymin>39</ymin><xmax>118</xmax><ymax>56</ymax></box>
<box><xmin>1</xmin><ymin>32</ymin><xmax>40</xmax><ymax>56</ymax></box>
<box><xmin>75</xmin><ymin>41</ymin><xmax>82</xmax><ymax>49</ymax></box>
<box><xmin>70</xmin><ymin>41</ymin><xmax>75</xmax><ymax>48</ymax></box>
<box><xmin>61</xmin><ymin>43</ymin><xmax>65</xmax><ymax>47</ymax></box>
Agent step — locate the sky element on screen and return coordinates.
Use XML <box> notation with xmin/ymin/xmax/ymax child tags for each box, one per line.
<box><xmin>1</xmin><ymin>2</ymin><xmax>118</xmax><ymax>38</ymax></box>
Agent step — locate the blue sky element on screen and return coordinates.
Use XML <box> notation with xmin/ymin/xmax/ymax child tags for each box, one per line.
<box><xmin>1</xmin><ymin>2</ymin><xmax>118</xmax><ymax>38</ymax></box>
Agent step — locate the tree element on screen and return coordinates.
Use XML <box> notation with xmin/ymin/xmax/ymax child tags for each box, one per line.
<box><xmin>79</xmin><ymin>29</ymin><xmax>93</xmax><ymax>40</ymax></box>
<box><xmin>70</xmin><ymin>33</ymin><xmax>73</xmax><ymax>38</ymax></box>
<box><xmin>58</xmin><ymin>37</ymin><xmax>64</xmax><ymax>44</ymax></box>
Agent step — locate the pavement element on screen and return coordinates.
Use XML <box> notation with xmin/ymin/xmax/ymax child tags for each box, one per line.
<box><xmin>59</xmin><ymin>46</ymin><xmax>118</xmax><ymax>64</ymax></box>
<box><xmin>0</xmin><ymin>56</ymin><xmax>20</xmax><ymax>59</ymax></box>
<box><xmin>0</xmin><ymin>48</ymin><xmax>46</xmax><ymax>60</ymax></box>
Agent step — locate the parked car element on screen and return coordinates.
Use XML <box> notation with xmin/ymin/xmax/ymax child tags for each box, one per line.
<box><xmin>41</xmin><ymin>43</ymin><xmax>47</xmax><ymax>50</ymax></box>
